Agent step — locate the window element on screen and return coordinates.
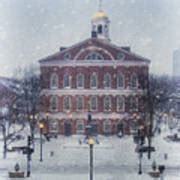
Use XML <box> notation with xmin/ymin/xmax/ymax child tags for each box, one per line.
<box><xmin>104</xmin><ymin>73</ymin><xmax>111</xmax><ymax>88</ymax></box>
<box><xmin>117</xmin><ymin>52</ymin><xmax>125</xmax><ymax>60</ymax></box>
<box><xmin>117</xmin><ymin>96</ymin><xmax>125</xmax><ymax>111</ymax></box>
<box><xmin>77</xmin><ymin>73</ymin><xmax>84</xmax><ymax>88</ymax></box>
<box><xmin>129</xmin><ymin>96</ymin><xmax>138</xmax><ymax>112</ymax></box>
<box><xmin>50</xmin><ymin>73</ymin><xmax>58</xmax><ymax>89</ymax></box>
<box><xmin>90</xmin><ymin>73</ymin><xmax>98</xmax><ymax>88</ymax></box>
<box><xmin>63</xmin><ymin>74</ymin><xmax>71</xmax><ymax>88</ymax></box>
<box><xmin>64</xmin><ymin>53</ymin><xmax>71</xmax><ymax>60</ymax></box>
<box><xmin>117</xmin><ymin>73</ymin><xmax>124</xmax><ymax>88</ymax></box>
<box><xmin>49</xmin><ymin>119</ymin><xmax>59</xmax><ymax>133</ymax></box>
<box><xmin>90</xmin><ymin>96</ymin><xmax>98</xmax><ymax>111</ymax></box>
<box><xmin>130</xmin><ymin>74</ymin><xmax>138</xmax><ymax>89</ymax></box>
<box><xmin>77</xmin><ymin>96</ymin><xmax>84</xmax><ymax>111</ymax></box>
<box><xmin>50</xmin><ymin>96</ymin><xmax>58</xmax><ymax>111</ymax></box>
<box><xmin>86</xmin><ymin>52</ymin><xmax>104</xmax><ymax>60</ymax></box>
<box><xmin>103</xmin><ymin>119</ymin><xmax>111</xmax><ymax>134</ymax></box>
<box><xmin>76</xmin><ymin>120</ymin><xmax>84</xmax><ymax>134</ymax></box>
<box><xmin>63</xmin><ymin>96</ymin><xmax>71</xmax><ymax>111</ymax></box>
<box><xmin>98</xmin><ymin>25</ymin><xmax>103</xmax><ymax>34</ymax></box>
<box><xmin>104</xmin><ymin>96</ymin><xmax>111</xmax><ymax>111</ymax></box>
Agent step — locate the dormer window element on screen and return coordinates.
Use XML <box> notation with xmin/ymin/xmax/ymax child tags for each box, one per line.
<box><xmin>117</xmin><ymin>52</ymin><xmax>125</xmax><ymax>60</ymax></box>
<box><xmin>86</xmin><ymin>52</ymin><xmax>104</xmax><ymax>60</ymax></box>
<box><xmin>64</xmin><ymin>53</ymin><xmax>71</xmax><ymax>60</ymax></box>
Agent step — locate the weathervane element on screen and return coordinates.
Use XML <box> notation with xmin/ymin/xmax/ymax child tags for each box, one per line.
<box><xmin>98</xmin><ymin>0</ymin><xmax>103</xmax><ymax>11</ymax></box>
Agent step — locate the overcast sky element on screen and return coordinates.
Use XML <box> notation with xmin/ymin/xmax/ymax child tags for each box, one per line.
<box><xmin>0</xmin><ymin>0</ymin><xmax>180</xmax><ymax>77</ymax></box>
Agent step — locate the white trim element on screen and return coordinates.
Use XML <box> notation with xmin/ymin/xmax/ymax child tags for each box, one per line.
<box><xmin>74</xmin><ymin>46</ymin><xmax>114</xmax><ymax>60</ymax></box>
<box><xmin>40</xmin><ymin>59</ymin><xmax>149</xmax><ymax>67</ymax></box>
<box><xmin>41</xmin><ymin>89</ymin><xmax>147</xmax><ymax>96</ymax></box>
<box><xmin>39</xmin><ymin>112</ymin><xmax>132</xmax><ymax>120</ymax></box>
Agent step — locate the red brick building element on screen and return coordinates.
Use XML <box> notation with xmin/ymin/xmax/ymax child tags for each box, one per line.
<box><xmin>39</xmin><ymin>10</ymin><xmax>150</xmax><ymax>136</ymax></box>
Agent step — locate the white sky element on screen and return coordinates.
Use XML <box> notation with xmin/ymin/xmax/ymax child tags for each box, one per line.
<box><xmin>0</xmin><ymin>0</ymin><xmax>180</xmax><ymax>77</ymax></box>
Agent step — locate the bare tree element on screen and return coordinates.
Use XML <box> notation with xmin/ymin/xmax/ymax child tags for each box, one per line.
<box><xmin>13</xmin><ymin>64</ymin><xmax>41</xmax><ymax>144</ymax></box>
<box><xmin>146</xmin><ymin>74</ymin><xmax>175</xmax><ymax>159</ymax></box>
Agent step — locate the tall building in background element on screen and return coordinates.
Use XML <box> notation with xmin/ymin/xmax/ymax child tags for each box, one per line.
<box><xmin>173</xmin><ymin>49</ymin><xmax>180</xmax><ymax>77</ymax></box>
<box><xmin>39</xmin><ymin>9</ymin><xmax>150</xmax><ymax>136</ymax></box>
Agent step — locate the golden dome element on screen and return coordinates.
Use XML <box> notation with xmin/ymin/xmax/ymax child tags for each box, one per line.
<box><xmin>92</xmin><ymin>10</ymin><xmax>108</xmax><ymax>20</ymax></box>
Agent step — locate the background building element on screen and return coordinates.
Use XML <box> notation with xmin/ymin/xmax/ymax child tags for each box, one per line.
<box><xmin>39</xmin><ymin>10</ymin><xmax>150</xmax><ymax>136</ymax></box>
<box><xmin>173</xmin><ymin>49</ymin><xmax>180</xmax><ymax>78</ymax></box>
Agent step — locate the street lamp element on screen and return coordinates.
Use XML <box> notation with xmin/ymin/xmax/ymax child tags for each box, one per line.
<box><xmin>88</xmin><ymin>137</ymin><xmax>95</xmax><ymax>180</ymax></box>
<box><xmin>0</xmin><ymin>107</ymin><xmax>9</xmax><ymax>159</ymax></box>
<box><xmin>136</xmin><ymin>125</ymin><xmax>145</xmax><ymax>175</ymax></box>
<box><xmin>39</xmin><ymin>122</ymin><xmax>44</xmax><ymax>162</ymax></box>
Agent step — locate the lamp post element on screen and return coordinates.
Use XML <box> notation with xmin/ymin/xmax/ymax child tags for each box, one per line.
<box><xmin>46</xmin><ymin>112</ymin><xmax>49</xmax><ymax>135</ymax></box>
<box><xmin>0</xmin><ymin>107</ymin><xmax>9</xmax><ymax>159</ymax></box>
<box><xmin>137</xmin><ymin>125</ymin><xmax>144</xmax><ymax>175</ymax></box>
<box><xmin>88</xmin><ymin>138</ymin><xmax>95</xmax><ymax>180</ymax></box>
<box><xmin>39</xmin><ymin>122</ymin><xmax>44</xmax><ymax>162</ymax></box>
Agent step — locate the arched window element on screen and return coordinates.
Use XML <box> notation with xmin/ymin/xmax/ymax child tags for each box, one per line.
<box><xmin>77</xmin><ymin>73</ymin><xmax>84</xmax><ymax>88</ymax></box>
<box><xmin>90</xmin><ymin>96</ymin><xmax>98</xmax><ymax>111</ymax></box>
<box><xmin>49</xmin><ymin>119</ymin><xmax>59</xmax><ymax>133</ymax></box>
<box><xmin>129</xmin><ymin>96</ymin><xmax>138</xmax><ymax>112</ymax></box>
<box><xmin>98</xmin><ymin>25</ymin><xmax>103</xmax><ymax>34</ymax></box>
<box><xmin>104</xmin><ymin>73</ymin><xmax>111</xmax><ymax>88</ymax></box>
<box><xmin>77</xmin><ymin>96</ymin><xmax>84</xmax><ymax>111</ymax></box>
<box><xmin>63</xmin><ymin>74</ymin><xmax>71</xmax><ymax>88</ymax></box>
<box><xmin>63</xmin><ymin>96</ymin><xmax>71</xmax><ymax>111</ymax></box>
<box><xmin>130</xmin><ymin>74</ymin><xmax>138</xmax><ymax>89</ymax></box>
<box><xmin>117</xmin><ymin>73</ymin><xmax>124</xmax><ymax>89</ymax></box>
<box><xmin>50</xmin><ymin>73</ymin><xmax>58</xmax><ymax>89</ymax></box>
<box><xmin>90</xmin><ymin>73</ymin><xmax>98</xmax><ymax>88</ymax></box>
<box><xmin>104</xmin><ymin>96</ymin><xmax>111</xmax><ymax>111</ymax></box>
<box><xmin>117</xmin><ymin>96</ymin><xmax>125</xmax><ymax>112</ymax></box>
<box><xmin>76</xmin><ymin>120</ymin><xmax>84</xmax><ymax>134</ymax></box>
<box><xmin>50</xmin><ymin>96</ymin><xmax>58</xmax><ymax>111</ymax></box>
<box><xmin>86</xmin><ymin>52</ymin><xmax>104</xmax><ymax>60</ymax></box>
<box><xmin>103</xmin><ymin>119</ymin><xmax>111</xmax><ymax>134</ymax></box>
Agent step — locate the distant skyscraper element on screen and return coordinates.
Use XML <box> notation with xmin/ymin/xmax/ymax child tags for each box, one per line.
<box><xmin>173</xmin><ymin>49</ymin><xmax>180</xmax><ymax>77</ymax></box>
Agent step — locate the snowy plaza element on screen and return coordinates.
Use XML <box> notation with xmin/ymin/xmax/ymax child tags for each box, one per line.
<box><xmin>0</xmin><ymin>124</ymin><xmax>179</xmax><ymax>180</ymax></box>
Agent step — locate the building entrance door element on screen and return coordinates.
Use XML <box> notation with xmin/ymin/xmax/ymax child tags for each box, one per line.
<box><xmin>117</xmin><ymin>122</ymin><xmax>124</xmax><ymax>135</ymax></box>
<box><xmin>64</xmin><ymin>122</ymin><xmax>72</xmax><ymax>136</ymax></box>
<box><xmin>91</xmin><ymin>121</ymin><xmax>98</xmax><ymax>135</ymax></box>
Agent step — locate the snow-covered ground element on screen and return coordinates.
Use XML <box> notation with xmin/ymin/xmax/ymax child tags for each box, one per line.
<box><xmin>0</xmin><ymin>124</ymin><xmax>180</xmax><ymax>180</ymax></box>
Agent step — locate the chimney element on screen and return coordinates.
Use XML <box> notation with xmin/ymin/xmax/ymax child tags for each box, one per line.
<box><xmin>60</xmin><ymin>47</ymin><xmax>67</xmax><ymax>51</ymax></box>
<box><xmin>121</xmin><ymin>46</ymin><xmax>131</xmax><ymax>52</ymax></box>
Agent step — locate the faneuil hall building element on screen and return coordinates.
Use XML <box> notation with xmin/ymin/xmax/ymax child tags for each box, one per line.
<box><xmin>39</xmin><ymin>9</ymin><xmax>150</xmax><ymax>136</ymax></box>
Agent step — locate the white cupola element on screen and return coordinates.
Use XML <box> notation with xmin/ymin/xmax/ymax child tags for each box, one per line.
<box><xmin>91</xmin><ymin>10</ymin><xmax>110</xmax><ymax>41</ymax></box>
